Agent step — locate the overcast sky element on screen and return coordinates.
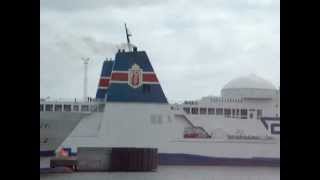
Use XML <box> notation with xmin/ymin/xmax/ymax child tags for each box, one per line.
<box><xmin>40</xmin><ymin>0</ymin><xmax>280</xmax><ymax>102</ymax></box>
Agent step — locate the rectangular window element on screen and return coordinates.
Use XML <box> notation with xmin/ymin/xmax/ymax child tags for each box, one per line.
<box><xmin>200</xmin><ymin>108</ymin><xmax>207</xmax><ymax>115</ymax></box>
<box><xmin>249</xmin><ymin>113</ymin><xmax>254</xmax><ymax>119</ymax></box>
<box><xmin>232</xmin><ymin>109</ymin><xmax>235</xmax><ymax>118</ymax></box>
<box><xmin>224</xmin><ymin>109</ymin><xmax>231</xmax><ymax>118</ymax></box>
<box><xmin>236</xmin><ymin>109</ymin><xmax>240</xmax><ymax>118</ymax></box>
<box><xmin>63</xmin><ymin>105</ymin><xmax>71</xmax><ymax>112</ymax></box>
<box><xmin>191</xmin><ymin>107</ymin><xmax>199</xmax><ymax>115</ymax></box>
<box><xmin>54</xmin><ymin>104</ymin><xmax>62</xmax><ymax>112</ymax></box>
<box><xmin>241</xmin><ymin>109</ymin><xmax>248</xmax><ymax>119</ymax></box>
<box><xmin>81</xmin><ymin>105</ymin><xmax>89</xmax><ymax>112</ymax></box>
<box><xmin>183</xmin><ymin>107</ymin><xmax>190</xmax><ymax>114</ymax></box>
<box><xmin>98</xmin><ymin>104</ymin><xmax>105</xmax><ymax>112</ymax></box>
<box><xmin>40</xmin><ymin>104</ymin><xmax>44</xmax><ymax>112</ymax></box>
<box><xmin>45</xmin><ymin>104</ymin><xmax>53</xmax><ymax>112</ymax></box>
<box><xmin>73</xmin><ymin>105</ymin><xmax>79</xmax><ymax>112</ymax></box>
<box><xmin>216</xmin><ymin>108</ymin><xmax>223</xmax><ymax>115</ymax></box>
<box><xmin>208</xmin><ymin>108</ymin><xmax>215</xmax><ymax>115</ymax></box>
<box><xmin>91</xmin><ymin>105</ymin><xmax>98</xmax><ymax>112</ymax></box>
<box><xmin>257</xmin><ymin>109</ymin><xmax>263</xmax><ymax>119</ymax></box>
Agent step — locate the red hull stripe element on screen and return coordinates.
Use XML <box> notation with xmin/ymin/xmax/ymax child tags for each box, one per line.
<box><xmin>99</xmin><ymin>78</ymin><xmax>110</xmax><ymax>87</ymax></box>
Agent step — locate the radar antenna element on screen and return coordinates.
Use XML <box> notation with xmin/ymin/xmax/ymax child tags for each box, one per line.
<box><xmin>125</xmin><ymin>23</ymin><xmax>132</xmax><ymax>51</ymax></box>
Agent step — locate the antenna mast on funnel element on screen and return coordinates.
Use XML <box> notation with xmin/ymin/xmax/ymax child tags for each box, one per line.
<box><xmin>125</xmin><ymin>23</ymin><xmax>132</xmax><ymax>51</ymax></box>
<box><xmin>82</xmin><ymin>57</ymin><xmax>90</xmax><ymax>101</ymax></box>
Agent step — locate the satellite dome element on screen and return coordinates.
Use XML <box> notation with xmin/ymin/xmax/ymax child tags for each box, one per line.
<box><xmin>221</xmin><ymin>74</ymin><xmax>277</xmax><ymax>99</ymax></box>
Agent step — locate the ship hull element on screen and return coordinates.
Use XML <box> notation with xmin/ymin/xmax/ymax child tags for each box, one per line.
<box><xmin>40</xmin><ymin>112</ymin><xmax>88</xmax><ymax>155</ymax></box>
<box><xmin>59</xmin><ymin>103</ymin><xmax>279</xmax><ymax>166</ymax></box>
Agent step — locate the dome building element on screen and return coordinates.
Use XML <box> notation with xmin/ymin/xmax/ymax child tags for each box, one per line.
<box><xmin>221</xmin><ymin>74</ymin><xmax>278</xmax><ymax>99</ymax></box>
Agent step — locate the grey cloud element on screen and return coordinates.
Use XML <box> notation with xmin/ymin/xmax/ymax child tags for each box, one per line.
<box><xmin>41</xmin><ymin>0</ymin><xmax>279</xmax><ymax>101</ymax></box>
<box><xmin>82</xmin><ymin>36</ymin><xmax>119</xmax><ymax>55</ymax></box>
<box><xmin>41</xmin><ymin>0</ymin><xmax>169</xmax><ymax>12</ymax></box>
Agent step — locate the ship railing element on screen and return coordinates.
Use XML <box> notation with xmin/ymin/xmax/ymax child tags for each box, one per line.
<box><xmin>171</xmin><ymin>106</ymin><xmax>212</xmax><ymax>139</ymax></box>
<box><xmin>40</xmin><ymin>97</ymin><xmax>103</xmax><ymax>103</ymax></box>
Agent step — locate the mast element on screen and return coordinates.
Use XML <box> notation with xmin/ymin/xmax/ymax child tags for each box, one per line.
<box><xmin>125</xmin><ymin>23</ymin><xmax>132</xmax><ymax>51</ymax></box>
<box><xmin>82</xmin><ymin>57</ymin><xmax>90</xmax><ymax>101</ymax></box>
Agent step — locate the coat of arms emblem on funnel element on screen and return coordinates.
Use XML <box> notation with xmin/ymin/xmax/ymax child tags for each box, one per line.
<box><xmin>128</xmin><ymin>64</ymin><xmax>143</xmax><ymax>88</ymax></box>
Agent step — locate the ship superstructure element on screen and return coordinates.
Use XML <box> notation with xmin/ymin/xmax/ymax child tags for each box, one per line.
<box><xmin>179</xmin><ymin>74</ymin><xmax>280</xmax><ymax>139</ymax></box>
<box><xmin>41</xmin><ymin>25</ymin><xmax>279</xmax><ymax>166</ymax></box>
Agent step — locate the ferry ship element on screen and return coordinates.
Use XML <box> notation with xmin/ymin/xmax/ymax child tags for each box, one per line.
<box><xmin>40</xmin><ymin>25</ymin><xmax>280</xmax><ymax>166</ymax></box>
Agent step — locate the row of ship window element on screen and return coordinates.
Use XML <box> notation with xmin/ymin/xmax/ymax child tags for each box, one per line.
<box><xmin>40</xmin><ymin>104</ymin><xmax>102</xmax><ymax>112</ymax></box>
<box><xmin>184</xmin><ymin>99</ymin><xmax>242</xmax><ymax>105</ymax></box>
<box><xmin>183</xmin><ymin>107</ymin><xmax>263</xmax><ymax>119</ymax></box>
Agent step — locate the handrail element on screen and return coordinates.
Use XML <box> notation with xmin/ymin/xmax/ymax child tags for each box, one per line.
<box><xmin>40</xmin><ymin>97</ymin><xmax>103</xmax><ymax>103</ymax></box>
<box><xmin>40</xmin><ymin>98</ymin><xmax>104</xmax><ymax>104</ymax></box>
<box><xmin>174</xmin><ymin>113</ymin><xmax>211</xmax><ymax>138</ymax></box>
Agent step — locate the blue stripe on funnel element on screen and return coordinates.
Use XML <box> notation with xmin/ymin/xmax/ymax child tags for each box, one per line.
<box><xmin>95</xmin><ymin>60</ymin><xmax>114</xmax><ymax>99</ymax></box>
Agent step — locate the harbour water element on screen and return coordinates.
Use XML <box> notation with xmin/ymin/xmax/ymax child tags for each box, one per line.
<box><xmin>40</xmin><ymin>166</ymin><xmax>279</xmax><ymax>180</ymax></box>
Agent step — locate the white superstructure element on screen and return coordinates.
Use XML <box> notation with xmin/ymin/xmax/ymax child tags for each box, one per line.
<box><xmin>58</xmin><ymin>74</ymin><xmax>280</xmax><ymax>160</ymax></box>
<box><xmin>40</xmin><ymin>99</ymin><xmax>104</xmax><ymax>153</ymax></box>
<box><xmin>179</xmin><ymin>74</ymin><xmax>280</xmax><ymax>139</ymax></box>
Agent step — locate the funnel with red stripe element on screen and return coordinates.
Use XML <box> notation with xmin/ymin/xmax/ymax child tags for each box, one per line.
<box><xmin>107</xmin><ymin>48</ymin><xmax>168</xmax><ymax>103</ymax></box>
<box><xmin>95</xmin><ymin>60</ymin><xmax>114</xmax><ymax>100</ymax></box>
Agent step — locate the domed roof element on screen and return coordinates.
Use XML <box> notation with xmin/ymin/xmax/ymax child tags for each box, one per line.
<box><xmin>223</xmin><ymin>74</ymin><xmax>277</xmax><ymax>90</ymax></box>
